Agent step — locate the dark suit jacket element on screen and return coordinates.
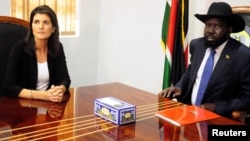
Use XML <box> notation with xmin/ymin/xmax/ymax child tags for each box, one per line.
<box><xmin>176</xmin><ymin>37</ymin><xmax>250</xmax><ymax>116</ymax></box>
<box><xmin>3</xmin><ymin>40</ymin><xmax>71</xmax><ymax>97</ymax></box>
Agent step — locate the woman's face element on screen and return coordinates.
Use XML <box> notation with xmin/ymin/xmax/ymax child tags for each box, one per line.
<box><xmin>32</xmin><ymin>13</ymin><xmax>55</xmax><ymax>41</ymax></box>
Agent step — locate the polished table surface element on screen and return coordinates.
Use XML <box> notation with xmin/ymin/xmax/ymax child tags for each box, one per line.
<box><xmin>0</xmin><ymin>82</ymin><xmax>243</xmax><ymax>141</ymax></box>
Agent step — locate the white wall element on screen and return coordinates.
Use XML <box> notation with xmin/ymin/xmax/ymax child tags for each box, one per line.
<box><xmin>61</xmin><ymin>0</ymin><xmax>101</xmax><ymax>87</ymax></box>
<box><xmin>97</xmin><ymin>0</ymin><xmax>165</xmax><ymax>93</ymax></box>
<box><xmin>1</xmin><ymin>0</ymin><xmax>250</xmax><ymax>94</ymax></box>
<box><xmin>188</xmin><ymin>0</ymin><xmax>250</xmax><ymax>40</ymax></box>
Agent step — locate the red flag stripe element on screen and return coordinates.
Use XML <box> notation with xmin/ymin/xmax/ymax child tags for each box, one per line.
<box><xmin>167</xmin><ymin>0</ymin><xmax>178</xmax><ymax>56</ymax></box>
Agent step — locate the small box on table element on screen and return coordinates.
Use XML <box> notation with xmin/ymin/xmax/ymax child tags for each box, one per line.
<box><xmin>94</xmin><ymin>97</ymin><xmax>136</xmax><ymax>125</ymax></box>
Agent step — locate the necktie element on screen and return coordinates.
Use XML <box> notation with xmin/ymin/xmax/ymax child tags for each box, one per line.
<box><xmin>195</xmin><ymin>49</ymin><xmax>216</xmax><ymax>105</ymax></box>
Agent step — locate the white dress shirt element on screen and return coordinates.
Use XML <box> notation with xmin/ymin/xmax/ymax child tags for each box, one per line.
<box><xmin>191</xmin><ymin>41</ymin><xmax>227</xmax><ymax>104</ymax></box>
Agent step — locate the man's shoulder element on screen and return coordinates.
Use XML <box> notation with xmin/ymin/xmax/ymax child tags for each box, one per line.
<box><xmin>190</xmin><ymin>37</ymin><xmax>205</xmax><ymax>44</ymax></box>
<box><xmin>229</xmin><ymin>38</ymin><xmax>250</xmax><ymax>50</ymax></box>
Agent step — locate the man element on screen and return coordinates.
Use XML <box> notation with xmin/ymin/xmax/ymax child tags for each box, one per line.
<box><xmin>159</xmin><ymin>2</ymin><xmax>250</xmax><ymax>118</ymax></box>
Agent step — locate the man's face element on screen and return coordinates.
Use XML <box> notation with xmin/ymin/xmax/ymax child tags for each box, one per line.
<box><xmin>204</xmin><ymin>18</ymin><xmax>231</xmax><ymax>48</ymax></box>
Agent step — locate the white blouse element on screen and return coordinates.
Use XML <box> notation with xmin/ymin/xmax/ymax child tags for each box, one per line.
<box><xmin>36</xmin><ymin>62</ymin><xmax>49</xmax><ymax>90</ymax></box>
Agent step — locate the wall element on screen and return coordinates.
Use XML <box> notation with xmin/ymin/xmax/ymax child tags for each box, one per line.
<box><xmin>188</xmin><ymin>0</ymin><xmax>250</xmax><ymax>40</ymax></box>
<box><xmin>97</xmin><ymin>0</ymin><xmax>165</xmax><ymax>93</ymax></box>
<box><xmin>96</xmin><ymin>0</ymin><xmax>250</xmax><ymax>94</ymax></box>
<box><xmin>1</xmin><ymin>0</ymin><xmax>250</xmax><ymax>94</ymax></box>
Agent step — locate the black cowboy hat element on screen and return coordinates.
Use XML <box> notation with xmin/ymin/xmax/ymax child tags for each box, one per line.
<box><xmin>194</xmin><ymin>2</ymin><xmax>245</xmax><ymax>33</ymax></box>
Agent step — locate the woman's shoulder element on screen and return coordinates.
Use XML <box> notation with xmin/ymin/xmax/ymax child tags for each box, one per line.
<box><xmin>57</xmin><ymin>42</ymin><xmax>65</xmax><ymax>54</ymax></box>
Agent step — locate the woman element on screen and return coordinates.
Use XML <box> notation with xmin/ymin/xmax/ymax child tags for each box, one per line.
<box><xmin>4</xmin><ymin>5</ymin><xmax>71</xmax><ymax>102</ymax></box>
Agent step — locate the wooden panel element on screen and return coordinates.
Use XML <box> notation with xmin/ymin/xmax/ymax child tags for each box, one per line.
<box><xmin>0</xmin><ymin>16</ymin><xmax>29</xmax><ymax>28</ymax></box>
<box><xmin>0</xmin><ymin>83</ymin><xmax>243</xmax><ymax>141</ymax></box>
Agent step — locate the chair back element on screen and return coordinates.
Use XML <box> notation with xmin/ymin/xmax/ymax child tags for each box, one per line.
<box><xmin>0</xmin><ymin>16</ymin><xmax>29</xmax><ymax>95</ymax></box>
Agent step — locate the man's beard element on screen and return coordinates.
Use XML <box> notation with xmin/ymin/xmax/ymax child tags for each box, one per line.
<box><xmin>205</xmin><ymin>33</ymin><xmax>229</xmax><ymax>49</ymax></box>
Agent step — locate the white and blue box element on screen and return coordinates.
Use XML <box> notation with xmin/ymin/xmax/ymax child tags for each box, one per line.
<box><xmin>94</xmin><ymin>97</ymin><xmax>136</xmax><ymax>125</ymax></box>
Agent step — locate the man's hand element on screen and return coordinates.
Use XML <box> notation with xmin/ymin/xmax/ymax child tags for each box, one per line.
<box><xmin>158</xmin><ymin>87</ymin><xmax>181</xmax><ymax>99</ymax></box>
<box><xmin>200</xmin><ymin>103</ymin><xmax>215</xmax><ymax>112</ymax></box>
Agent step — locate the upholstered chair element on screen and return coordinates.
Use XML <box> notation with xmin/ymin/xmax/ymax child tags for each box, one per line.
<box><xmin>0</xmin><ymin>16</ymin><xmax>29</xmax><ymax>95</ymax></box>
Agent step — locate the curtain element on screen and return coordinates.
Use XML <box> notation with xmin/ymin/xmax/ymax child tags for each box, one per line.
<box><xmin>11</xmin><ymin>0</ymin><xmax>77</xmax><ymax>36</ymax></box>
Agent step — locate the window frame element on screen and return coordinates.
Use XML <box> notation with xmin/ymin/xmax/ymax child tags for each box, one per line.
<box><xmin>10</xmin><ymin>0</ymin><xmax>79</xmax><ymax>37</ymax></box>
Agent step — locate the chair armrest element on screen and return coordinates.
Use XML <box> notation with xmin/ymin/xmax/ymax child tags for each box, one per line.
<box><xmin>232</xmin><ymin>111</ymin><xmax>247</xmax><ymax>123</ymax></box>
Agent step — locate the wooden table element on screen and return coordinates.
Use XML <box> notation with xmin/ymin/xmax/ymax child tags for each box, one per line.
<box><xmin>0</xmin><ymin>82</ymin><xmax>243</xmax><ymax>141</ymax></box>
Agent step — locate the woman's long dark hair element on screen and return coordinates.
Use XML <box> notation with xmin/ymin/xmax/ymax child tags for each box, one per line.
<box><xmin>25</xmin><ymin>5</ymin><xmax>60</xmax><ymax>57</ymax></box>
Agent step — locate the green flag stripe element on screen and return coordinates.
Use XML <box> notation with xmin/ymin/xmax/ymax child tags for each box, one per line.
<box><xmin>161</xmin><ymin>0</ymin><xmax>171</xmax><ymax>89</ymax></box>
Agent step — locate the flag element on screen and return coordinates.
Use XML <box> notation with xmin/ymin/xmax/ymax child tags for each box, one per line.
<box><xmin>182</xmin><ymin>0</ymin><xmax>189</xmax><ymax>67</ymax></box>
<box><xmin>161</xmin><ymin>0</ymin><xmax>189</xmax><ymax>89</ymax></box>
<box><xmin>172</xmin><ymin>0</ymin><xmax>189</xmax><ymax>85</ymax></box>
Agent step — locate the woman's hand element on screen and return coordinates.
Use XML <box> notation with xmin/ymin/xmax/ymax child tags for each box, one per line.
<box><xmin>47</xmin><ymin>103</ymin><xmax>64</xmax><ymax>118</ymax></box>
<box><xmin>47</xmin><ymin>85</ymin><xmax>65</xmax><ymax>102</ymax></box>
